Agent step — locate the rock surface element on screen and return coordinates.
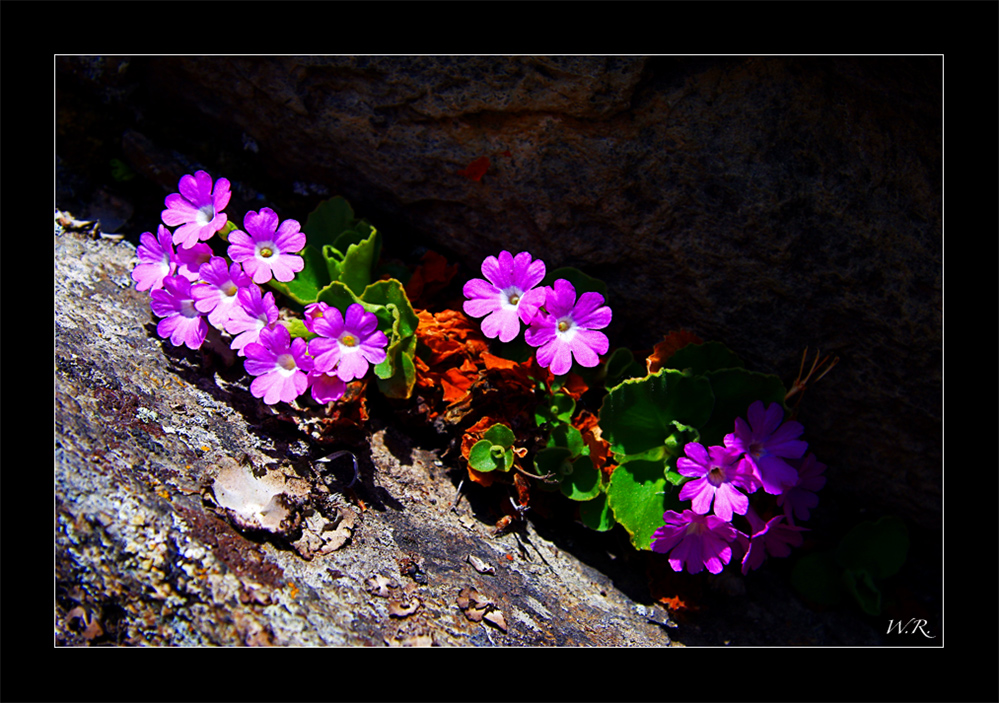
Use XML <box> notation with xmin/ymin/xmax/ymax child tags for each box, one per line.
<box><xmin>57</xmin><ymin>56</ymin><xmax>942</xmax><ymax>537</ymax></box>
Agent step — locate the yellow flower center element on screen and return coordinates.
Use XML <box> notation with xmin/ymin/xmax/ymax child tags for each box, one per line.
<box><xmin>277</xmin><ymin>353</ymin><xmax>297</xmax><ymax>371</ymax></box>
<box><xmin>557</xmin><ymin>320</ymin><xmax>570</xmax><ymax>333</ymax></box>
<box><xmin>260</xmin><ymin>247</ymin><xmax>274</xmax><ymax>258</ymax></box>
<box><xmin>341</xmin><ymin>334</ymin><xmax>357</xmax><ymax>347</ymax></box>
<box><xmin>223</xmin><ymin>282</ymin><xmax>238</xmax><ymax>297</ymax></box>
<box><xmin>508</xmin><ymin>293</ymin><xmax>520</xmax><ymax>306</ymax></box>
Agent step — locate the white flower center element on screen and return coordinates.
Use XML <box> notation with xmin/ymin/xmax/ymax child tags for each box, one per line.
<box><xmin>276</xmin><ymin>353</ymin><xmax>297</xmax><ymax>373</ymax></box>
<box><xmin>196</xmin><ymin>204</ymin><xmax>215</xmax><ymax>226</ymax></box>
<box><xmin>258</xmin><ymin>244</ymin><xmax>275</xmax><ymax>259</ymax></box>
<box><xmin>223</xmin><ymin>282</ymin><xmax>238</xmax><ymax>297</ymax></box>
<box><xmin>555</xmin><ymin>316</ymin><xmax>576</xmax><ymax>340</ymax></box>
<box><xmin>180</xmin><ymin>300</ymin><xmax>200</xmax><ymax>319</ymax></box>
<box><xmin>501</xmin><ymin>287</ymin><xmax>524</xmax><ymax>310</ymax></box>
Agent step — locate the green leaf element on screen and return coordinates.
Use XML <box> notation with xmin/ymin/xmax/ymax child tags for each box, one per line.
<box><xmin>663</xmin><ymin>341</ymin><xmax>745</xmax><ymax>376</ymax></box>
<box><xmin>361</xmin><ymin>279</ymin><xmax>419</xmax><ymax>339</ymax></box>
<box><xmin>468</xmin><ymin>439</ymin><xmax>512</xmax><ymax>472</ymax></box>
<box><xmin>607</xmin><ymin>460</ymin><xmax>678</xmax><ymax>551</ymax></box>
<box><xmin>546</xmin><ymin>423</ymin><xmax>588</xmax><ymax>459</ymax></box>
<box><xmin>598</xmin><ymin>369</ymin><xmax>714</xmax><ymax>459</ymax></box>
<box><xmin>482</xmin><ymin>423</ymin><xmax>516</xmax><ymax>448</ymax></box>
<box><xmin>791</xmin><ymin>551</ymin><xmax>844</xmax><ymax>606</ymax></box>
<box><xmin>535</xmin><ymin>391</ymin><xmax>576</xmax><ymax>427</ymax></box>
<box><xmin>842</xmin><ymin>567</ymin><xmax>882</xmax><ymax>615</ymax></box>
<box><xmin>699</xmin><ymin>368</ymin><xmax>788</xmax><ymax>447</ymax></box>
<box><xmin>338</xmin><ymin>225</ymin><xmax>383</xmax><ymax>296</ymax></box>
<box><xmin>375</xmin><ymin>333</ymin><xmax>417</xmax><ymax>399</ymax></box>
<box><xmin>469</xmin><ymin>439</ymin><xmax>501</xmax><ymax>472</ymax></box>
<box><xmin>267</xmin><ymin>244</ymin><xmax>332</xmax><ymax>305</ymax></box>
<box><xmin>533</xmin><ymin>447</ymin><xmax>573</xmax><ymax>491</ymax></box>
<box><xmin>561</xmin><ymin>455</ymin><xmax>602</xmax><ymax>501</ymax></box>
<box><xmin>836</xmin><ymin>516</ymin><xmax>909</xmax><ymax>580</ymax></box>
<box><xmin>303</xmin><ymin>196</ymin><xmax>358</xmax><ymax>252</ymax></box>
<box><xmin>579</xmin><ymin>492</ymin><xmax>615</xmax><ymax>532</ymax></box>
<box><xmin>285</xmin><ymin>318</ymin><xmax>316</xmax><ymax>341</ymax></box>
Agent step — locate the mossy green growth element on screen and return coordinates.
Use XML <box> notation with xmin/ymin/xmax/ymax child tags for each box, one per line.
<box><xmin>468</xmin><ymin>423</ymin><xmax>517</xmax><ymax>473</ymax></box>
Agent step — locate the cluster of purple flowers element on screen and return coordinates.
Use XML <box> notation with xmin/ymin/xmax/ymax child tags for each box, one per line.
<box><xmin>131</xmin><ymin>171</ymin><xmax>387</xmax><ymax>406</ymax></box>
<box><xmin>651</xmin><ymin>400</ymin><xmax>826</xmax><ymax>575</ymax></box>
<box><xmin>462</xmin><ymin>251</ymin><xmax>612</xmax><ymax>375</ymax></box>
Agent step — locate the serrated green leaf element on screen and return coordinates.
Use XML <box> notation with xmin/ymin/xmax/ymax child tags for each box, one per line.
<box><xmin>339</xmin><ymin>226</ymin><xmax>382</xmax><ymax>296</ymax></box>
<box><xmin>561</xmin><ymin>455</ymin><xmax>602</xmax><ymax>501</ymax></box>
<box><xmin>303</xmin><ymin>196</ymin><xmax>358</xmax><ymax>252</ymax></box>
<box><xmin>599</xmin><ymin>368</ymin><xmax>714</xmax><ymax>459</ymax></box>
<box><xmin>607</xmin><ymin>460</ymin><xmax>679</xmax><ymax>551</ymax></box>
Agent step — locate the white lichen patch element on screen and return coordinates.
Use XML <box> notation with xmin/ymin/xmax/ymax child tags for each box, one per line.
<box><xmin>211</xmin><ymin>458</ymin><xmax>310</xmax><ymax>536</ymax></box>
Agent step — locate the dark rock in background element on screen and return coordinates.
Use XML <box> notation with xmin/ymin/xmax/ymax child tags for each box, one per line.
<box><xmin>55</xmin><ymin>56</ymin><xmax>942</xmax><ymax>644</ymax></box>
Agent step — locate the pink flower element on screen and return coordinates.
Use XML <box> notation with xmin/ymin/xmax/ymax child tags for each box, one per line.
<box><xmin>174</xmin><ymin>242</ymin><xmax>213</xmax><ymax>282</ymax></box>
<box><xmin>161</xmin><ymin>170</ymin><xmax>231</xmax><ymax>249</ymax></box>
<box><xmin>308</xmin><ymin>303</ymin><xmax>388</xmax><ymax>382</ymax></box>
<box><xmin>739</xmin><ymin>508</ymin><xmax>807</xmax><ymax>574</ymax></box>
<box><xmin>307</xmin><ymin>370</ymin><xmax>348</xmax><ymax>405</ymax></box>
<box><xmin>191</xmin><ymin>257</ymin><xmax>252</xmax><ymax>330</ymax></box>
<box><xmin>149</xmin><ymin>275</ymin><xmax>208</xmax><ymax>350</ymax></box>
<box><xmin>131</xmin><ymin>225</ymin><xmax>176</xmax><ymax>292</ymax></box>
<box><xmin>243</xmin><ymin>324</ymin><xmax>313</xmax><ymax>405</ymax></box>
<box><xmin>677</xmin><ymin>443</ymin><xmax>754</xmax><ymax>522</ymax></box>
<box><xmin>462</xmin><ymin>251</ymin><xmax>547</xmax><ymax>342</ymax></box>
<box><xmin>525</xmin><ymin>279</ymin><xmax>611</xmax><ymax>375</ymax></box>
<box><xmin>651</xmin><ymin>509</ymin><xmax>739</xmax><ymax>574</ymax></box>
<box><xmin>227</xmin><ymin>207</ymin><xmax>305</xmax><ymax>284</ymax></box>
<box><xmin>224</xmin><ymin>284</ymin><xmax>279</xmax><ymax>356</ymax></box>
<box><xmin>724</xmin><ymin>401</ymin><xmax>807</xmax><ymax>495</ymax></box>
<box><xmin>777</xmin><ymin>452</ymin><xmax>826</xmax><ymax>525</ymax></box>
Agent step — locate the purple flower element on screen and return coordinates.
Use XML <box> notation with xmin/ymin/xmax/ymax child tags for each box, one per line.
<box><xmin>525</xmin><ymin>279</ymin><xmax>611</xmax><ymax>375</ymax></box>
<box><xmin>777</xmin><ymin>452</ymin><xmax>826</xmax><ymax>525</ymax></box>
<box><xmin>225</xmin><ymin>284</ymin><xmax>279</xmax><ymax>356</ymax></box>
<box><xmin>307</xmin><ymin>370</ymin><xmax>348</xmax><ymax>405</ymax></box>
<box><xmin>227</xmin><ymin>207</ymin><xmax>305</xmax><ymax>284</ymax></box>
<box><xmin>651</xmin><ymin>509</ymin><xmax>739</xmax><ymax>574</ymax></box>
<box><xmin>724</xmin><ymin>401</ymin><xmax>807</xmax><ymax>495</ymax></box>
<box><xmin>677</xmin><ymin>443</ymin><xmax>754</xmax><ymax>522</ymax></box>
<box><xmin>161</xmin><ymin>171</ymin><xmax>231</xmax><ymax>249</ymax></box>
<box><xmin>174</xmin><ymin>242</ymin><xmax>213</xmax><ymax>282</ymax></box>
<box><xmin>739</xmin><ymin>508</ymin><xmax>807</xmax><ymax>574</ymax></box>
<box><xmin>243</xmin><ymin>324</ymin><xmax>314</xmax><ymax>405</ymax></box>
<box><xmin>191</xmin><ymin>257</ymin><xmax>252</xmax><ymax>330</ymax></box>
<box><xmin>131</xmin><ymin>225</ymin><xmax>177</xmax><ymax>292</ymax></box>
<box><xmin>463</xmin><ymin>250</ymin><xmax>547</xmax><ymax>342</ymax></box>
<box><xmin>308</xmin><ymin>303</ymin><xmax>388</xmax><ymax>381</ymax></box>
<box><xmin>149</xmin><ymin>275</ymin><xmax>209</xmax><ymax>350</ymax></box>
